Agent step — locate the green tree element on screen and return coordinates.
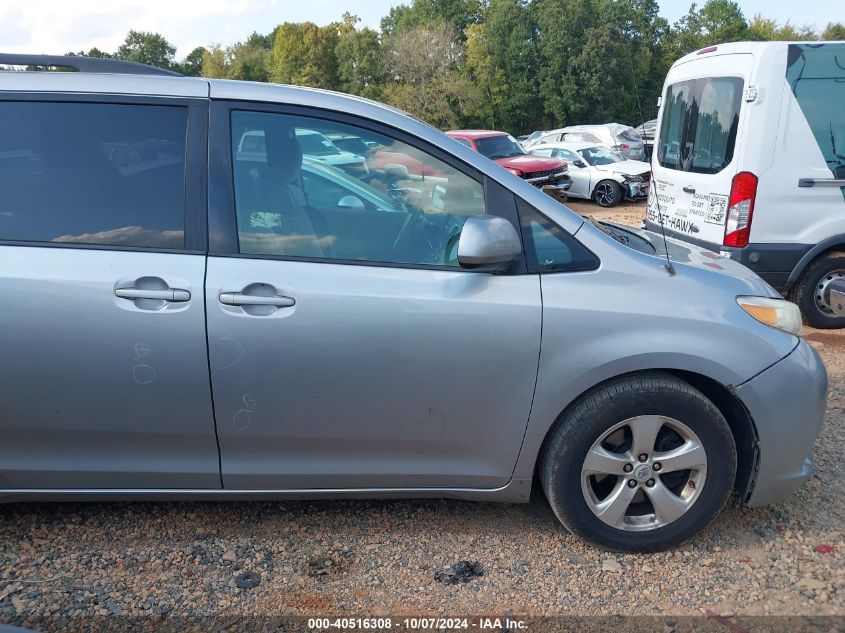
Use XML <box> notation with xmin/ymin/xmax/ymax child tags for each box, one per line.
<box><xmin>271</xmin><ymin>22</ymin><xmax>339</xmax><ymax>88</ymax></box>
<box><xmin>178</xmin><ymin>46</ymin><xmax>206</xmax><ymax>76</ymax></box>
<box><xmin>667</xmin><ymin>0</ymin><xmax>748</xmax><ymax>58</ymax></box>
<box><xmin>604</xmin><ymin>0</ymin><xmax>670</xmax><ymax>123</ymax></box>
<box><xmin>69</xmin><ymin>47</ymin><xmax>113</xmax><ymax>58</ymax></box>
<box><xmin>822</xmin><ymin>22</ymin><xmax>845</xmax><ymax>40</ymax></box>
<box><xmin>535</xmin><ymin>0</ymin><xmax>609</xmax><ymax>126</ymax></box>
<box><xmin>335</xmin><ymin>15</ymin><xmax>386</xmax><ymax>99</ymax></box>
<box><xmin>465</xmin><ymin>0</ymin><xmax>542</xmax><ymax>133</ymax></box>
<box><xmin>115</xmin><ymin>30</ymin><xmax>177</xmax><ymax>69</ymax></box>
<box><xmin>747</xmin><ymin>15</ymin><xmax>817</xmax><ymax>40</ymax></box>
<box><xmin>200</xmin><ymin>46</ymin><xmax>230</xmax><ymax>78</ymax></box>
<box><xmin>383</xmin><ymin>22</ymin><xmax>479</xmax><ymax>127</ymax></box>
<box><xmin>381</xmin><ymin>0</ymin><xmax>485</xmax><ymax>37</ymax></box>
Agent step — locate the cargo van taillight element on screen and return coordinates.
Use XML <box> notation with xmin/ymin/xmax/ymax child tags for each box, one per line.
<box><xmin>723</xmin><ymin>171</ymin><xmax>758</xmax><ymax>248</ymax></box>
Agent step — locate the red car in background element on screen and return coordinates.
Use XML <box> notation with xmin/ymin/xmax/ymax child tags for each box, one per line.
<box><xmin>446</xmin><ymin>130</ymin><xmax>571</xmax><ymax>197</ymax></box>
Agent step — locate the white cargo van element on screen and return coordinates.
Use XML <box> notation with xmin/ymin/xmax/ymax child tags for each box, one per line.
<box><xmin>647</xmin><ymin>41</ymin><xmax>845</xmax><ymax>327</ymax></box>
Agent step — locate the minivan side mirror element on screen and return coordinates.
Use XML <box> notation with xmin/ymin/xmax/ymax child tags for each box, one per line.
<box><xmin>458</xmin><ymin>215</ymin><xmax>521</xmax><ymax>271</ymax></box>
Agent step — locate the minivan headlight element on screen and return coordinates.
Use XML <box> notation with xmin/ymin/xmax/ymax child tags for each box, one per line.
<box><xmin>737</xmin><ymin>296</ymin><xmax>802</xmax><ymax>336</ymax></box>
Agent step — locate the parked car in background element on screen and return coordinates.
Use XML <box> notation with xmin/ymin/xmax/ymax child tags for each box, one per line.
<box><xmin>447</xmin><ymin>129</ymin><xmax>570</xmax><ymax>197</ymax></box>
<box><xmin>325</xmin><ymin>132</ymin><xmax>375</xmax><ymax>157</ymax></box>
<box><xmin>530</xmin><ymin>142</ymin><xmax>650</xmax><ymax>207</ymax></box>
<box><xmin>526</xmin><ymin>123</ymin><xmax>647</xmax><ymax>162</ymax></box>
<box><xmin>647</xmin><ymin>41</ymin><xmax>845</xmax><ymax>327</ymax></box>
<box><xmin>636</xmin><ymin>119</ymin><xmax>657</xmax><ymax>159</ymax></box>
<box><xmin>294</xmin><ymin>129</ymin><xmax>368</xmax><ymax>175</ymax></box>
<box><xmin>517</xmin><ymin>130</ymin><xmax>546</xmax><ymax>144</ymax></box>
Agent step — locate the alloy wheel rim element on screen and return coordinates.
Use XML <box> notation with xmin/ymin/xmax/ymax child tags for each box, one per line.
<box><xmin>814</xmin><ymin>269</ymin><xmax>845</xmax><ymax>315</ymax></box>
<box><xmin>580</xmin><ymin>415</ymin><xmax>707</xmax><ymax>532</ymax></box>
<box><xmin>595</xmin><ymin>183</ymin><xmax>616</xmax><ymax>205</ymax></box>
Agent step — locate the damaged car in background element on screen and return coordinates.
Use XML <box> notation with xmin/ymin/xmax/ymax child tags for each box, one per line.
<box><xmin>447</xmin><ymin>129</ymin><xmax>571</xmax><ymax>199</ymax></box>
<box><xmin>530</xmin><ymin>141</ymin><xmax>650</xmax><ymax>207</ymax></box>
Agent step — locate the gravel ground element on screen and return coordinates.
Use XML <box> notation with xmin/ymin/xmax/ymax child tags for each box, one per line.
<box><xmin>1</xmin><ymin>200</ymin><xmax>843</xmax><ymax>627</ymax></box>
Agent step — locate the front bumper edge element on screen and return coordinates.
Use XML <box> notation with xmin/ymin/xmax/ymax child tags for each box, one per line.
<box><xmin>735</xmin><ymin>338</ymin><xmax>827</xmax><ymax>507</ymax></box>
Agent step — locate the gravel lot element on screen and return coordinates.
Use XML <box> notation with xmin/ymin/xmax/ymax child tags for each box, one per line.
<box><xmin>1</xmin><ymin>200</ymin><xmax>843</xmax><ymax>628</ymax></box>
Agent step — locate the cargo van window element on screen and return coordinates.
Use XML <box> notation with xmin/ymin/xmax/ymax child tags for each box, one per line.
<box><xmin>658</xmin><ymin>77</ymin><xmax>742</xmax><ymax>175</ymax></box>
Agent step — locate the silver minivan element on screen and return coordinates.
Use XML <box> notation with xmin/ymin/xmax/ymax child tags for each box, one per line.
<box><xmin>0</xmin><ymin>54</ymin><xmax>828</xmax><ymax>552</ymax></box>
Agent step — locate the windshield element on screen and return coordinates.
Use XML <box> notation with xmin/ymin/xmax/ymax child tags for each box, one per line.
<box><xmin>475</xmin><ymin>134</ymin><xmax>526</xmax><ymax>160</ymax></box>
<box><xmin>296</xmin><ymin>131</ymin><xmax>342</xmax><ymax>157</ymax></box>
<box><xmin>580</xmin><ymin>146</ymin><xmax>623</xmax><ymax>166</ymax></box>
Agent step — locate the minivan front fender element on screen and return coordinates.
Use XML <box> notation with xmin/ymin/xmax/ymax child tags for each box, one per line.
<box><xmin>510</xmin><ymin>268</ymin><xmax>799</xmax><ymax>483</ymax></box>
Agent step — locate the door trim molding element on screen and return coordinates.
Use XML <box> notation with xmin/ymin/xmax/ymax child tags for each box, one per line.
<box><xmin>0</xmin><ymin>478</ymin><xmax>532</xmax><ymax>504</ymax></box>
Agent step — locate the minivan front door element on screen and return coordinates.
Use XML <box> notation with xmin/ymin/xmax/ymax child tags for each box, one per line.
<box><xmin>0</xmin><ymin>98</ymin><xmax>220</xmax><ymax>490</ymax></box>
<box><xmin>206</xmin><ymin>105</ymin><xmax>542</xmax><ymax>490</ymax></box>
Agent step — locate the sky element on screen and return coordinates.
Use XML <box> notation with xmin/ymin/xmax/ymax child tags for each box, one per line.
<box><xmin>0</xmin><ymin>0</ymin><xmax>841</xmax><ymax>59</ymax></box>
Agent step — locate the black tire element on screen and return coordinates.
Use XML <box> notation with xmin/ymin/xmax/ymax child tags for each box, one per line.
<box><xmin>790</xmin><ymin>252</ymin><xmax>845</xmax><ymax>329</ymax></box>
<box><xmin>540</xmin><ymin>372</ymin><xmax>736</xmax><ymax>552</ymax></box>
<box><xmin>592</xmin><ymin>180</ymin><xmax>623</xmax><ymax>207</ymax></box>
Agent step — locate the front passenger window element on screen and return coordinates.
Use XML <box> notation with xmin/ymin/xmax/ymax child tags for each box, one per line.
<box><xmin>230</xmin><ymin>111</ymin><xmax>486</xmax><ymax>268</ymax></box>
<box><xmin>518</xmin><ymin>201</ymin><xmax>598</xmax><ymax>273</ymax></box>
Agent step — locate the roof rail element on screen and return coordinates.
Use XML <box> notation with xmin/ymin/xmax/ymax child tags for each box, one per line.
<box><xmin>0</xmin><ymin>53</ymin><xmax>183</xmax><ymax>77</ymax></box>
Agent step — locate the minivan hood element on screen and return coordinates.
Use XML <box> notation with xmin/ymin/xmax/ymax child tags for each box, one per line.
<box><xmin>594</xmin><ymin>160</ymin><xmax>650</xmax><ymax>176</ymax></box>
<box><xmin>607</xmin><ymin>221</ymin><xmax>781</xmax><ymax>297</ymax></box>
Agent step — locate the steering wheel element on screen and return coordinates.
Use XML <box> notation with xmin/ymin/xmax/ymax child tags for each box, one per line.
<box><xmin>390</xmin><ymin>207</ymin><xmax>425</xmax><ymax>254</ymax></box>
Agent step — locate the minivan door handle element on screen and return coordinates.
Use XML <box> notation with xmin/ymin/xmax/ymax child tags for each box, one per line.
<box><xmin>115</xmin><ymin>287</ymin><xmax>191</xmax><ymax>302</ymax></box>
<box><xmin>219</xmin><ymin>293</ymin><xmax>295</xmax><ymax>308</ymax></box>
<box><xmin>682</xmin><ymin>186</ymin><xmax>696</xmax><ymax>194</ymax></box>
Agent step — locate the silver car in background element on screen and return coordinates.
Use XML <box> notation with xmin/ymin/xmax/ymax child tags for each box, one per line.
<box><xmin>530</xmin><ymin>141</ymin><xmax>650</xmax><ymax>207</ymax></box>
<box><xmin>526</xmin><ymin>123</ymin><xmax>647</xmax><ymax>161</ymax></box>
<box><xmin>0</xmin><ymin>53</ymin><xmax>827</xmax><ymax>552</ymax></box>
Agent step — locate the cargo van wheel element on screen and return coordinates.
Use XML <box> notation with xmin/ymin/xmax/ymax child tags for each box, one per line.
<box><xmin>792</xmin><ymin>252</ymin><xmax>845</xmax><ymax>329</ymax></box>
<box><xmin>593</xmin><ymin>180</ymin><xmax>622</xmax><ymax>207</ymax></box>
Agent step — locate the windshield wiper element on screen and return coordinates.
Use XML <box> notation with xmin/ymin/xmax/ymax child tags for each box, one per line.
<box><xmin>586</xmin><ymin>216</ymin><xmax>628</xmax><ymax>245</ymax></box>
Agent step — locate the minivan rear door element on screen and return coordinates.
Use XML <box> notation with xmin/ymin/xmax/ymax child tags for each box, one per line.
<box><xmin>0</xmin><ymin>96</ymin><xmax>220</xmax><ymax>490</ymax></box>
<box><xmin>648</xmin><ymin>54</ymin><xmax>753</xmax><ymax>246</ymax></box>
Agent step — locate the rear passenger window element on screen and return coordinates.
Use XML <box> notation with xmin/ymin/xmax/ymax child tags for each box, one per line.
<box><xmin>0</xmin><ymin>102</ymin><xmax>187</xmax><ymax>249</ymax></box>
<box><xmin>518</xmin><ymin>201</ymin><xmax>598</xmax><ymax>273</ymax></box>
<box><xmin>657</xmin><ymin>77</ymin><xmax>742</xmax><ymax>174</ymax></box>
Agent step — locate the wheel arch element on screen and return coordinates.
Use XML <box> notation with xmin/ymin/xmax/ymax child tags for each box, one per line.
<box><xmin>532</xmin><ymin>368</ymin><xmax>759</xmax><ymax>501</ymax></box>
<box><xmin>785</xmin><ymin>236</ymin><xmax>845</xmax><ymax>290</ymax></box>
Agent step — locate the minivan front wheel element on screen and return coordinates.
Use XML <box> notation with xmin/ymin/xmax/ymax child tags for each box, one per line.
<box><xmin>593</xmin><ymin>180</ymin><xmax>623</xmax><ymax>207</ymax></box>
<box><xmin>540</xmin><ymin>373</ymin><xmax>736</xmax><ymax>552</ymax></box>
<box><xmin>791</xmin><ymin>252</ymin><xmax>845</xmax><ymax>329</ymax></box>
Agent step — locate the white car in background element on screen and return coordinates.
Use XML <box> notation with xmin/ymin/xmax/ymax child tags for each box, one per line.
<box><xmin>525</xmin><ymin>123</ymin><xmax>647</xmax><ymax>161</ymax></box>
<box><xmin>530</xmin><ymin>142</ymin><xmax>650</xmax><ymax>207</ymax></box>
<box><xmin>295</xmin><ymin>129</ymin><xmax>368</xmax><ymax>175</ymax></box>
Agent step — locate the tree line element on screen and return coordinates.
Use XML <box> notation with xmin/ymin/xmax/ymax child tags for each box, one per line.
<box><xmin>70</xmin><ymin>0</ymin><xmax>845</xmax><ymax>134</ymax></box>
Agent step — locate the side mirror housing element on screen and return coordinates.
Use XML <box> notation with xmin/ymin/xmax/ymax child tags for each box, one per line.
<box><xmin>573</xmin><ymin>160</ymin><xmax>587</xmax><ymax>168</ymax></box>
<box><xmin>458</xmin><ymin>215</ymin><xmax>521</xmax><ymax>271</ymax></box>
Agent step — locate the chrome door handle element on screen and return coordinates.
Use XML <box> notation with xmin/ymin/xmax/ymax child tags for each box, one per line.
<box><xmin>798</xmin><ymin>178</ymin><xmax>845</xmax><ymax>188</ymax></box>
<box><xmin>219</xmin><ymin>293</ymin><xmax>295</xmax><ymax>307</ymax></box>
<box><xmin>115</xmin><ymin>288</ymin><xmax>191</xmax><ymax>302</ymax></box>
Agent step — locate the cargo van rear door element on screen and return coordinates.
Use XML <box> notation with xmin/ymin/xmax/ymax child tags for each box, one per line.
<box><xmin>648</xmin><ymin>54</ymin><xmax>753</xmax><ymax>247</ymax></box>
